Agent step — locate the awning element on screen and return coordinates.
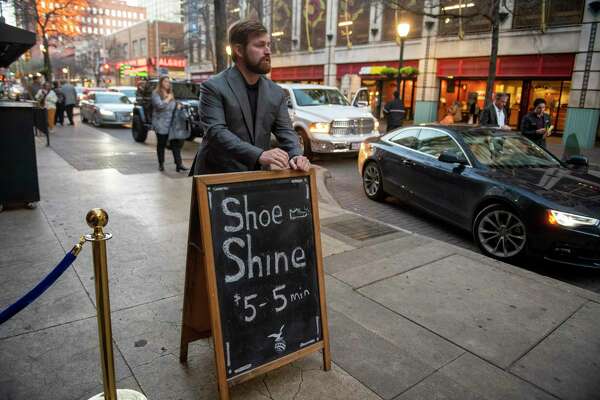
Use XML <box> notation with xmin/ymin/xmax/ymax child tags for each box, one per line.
<box><xmin>0</xmin><ymin>23</ymin><xmax>36</xmax><ymax>68</ymax></box>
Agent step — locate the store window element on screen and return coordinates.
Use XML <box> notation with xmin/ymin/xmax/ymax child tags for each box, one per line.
<box><xmin>337</xmin><ymin>0</ymin><xmax>370</xmax><ymax>47</ymax></box>
<box><xmin>271</xmin><ymin>0</ymin><xmax>293</xmax><ymax>54</ymax></box>
<box><xmin>438</xmin><ymin>0</ymin><xmax>492</xmax><ymax>36</ymax></box>
<box><xmin>301</xmin><ymin>0</ymin><xmax>327</xmax><ymax>51</ymax></box>
<box><xmin>382</xmin><ymin>0</ymin><xmax>423</xmax><ymax>41</ymax></box>
<box><xmin>526</xmin><ymin>80</ymin><xmax>570</xmax><ymax>132</ymax></box>
<box><xmin>513</xmin><ymin>0</ymin><xmax>585</xmax><ymax>29</ymax></box>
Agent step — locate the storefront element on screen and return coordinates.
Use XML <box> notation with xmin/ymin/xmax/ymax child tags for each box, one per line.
<box><xmin>270</xmin><ymin>65</ymin><xmax>324</xmax><ymax>84</ymax></box>
<box><xmin>337</xmin><ymin>60</ymin><xmax>419</xmax><ymax>119</ymax></box>
<box><xmin>116</xmin><ymin>56</ymin><xmax>187</xmax><ymax>84</ymax></box>
<box><xmin>437</xmin><ymin>54</ymin><xmax>574</xmax><ymax>132</ymax></box>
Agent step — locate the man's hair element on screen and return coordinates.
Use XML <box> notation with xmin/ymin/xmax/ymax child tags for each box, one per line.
<box><xmin>228</xmin><ymin>19</ymin><xmax>268</xmax><ymax>62</ymax></box>
<box><xmin>393</xmin><ymin>91</ymin><xmax>399</xmax><ymax>98</ymax></box>
<box><xmin>495</xmin><ymin>92</ymin><xmax>508</xmax><ymax>101</ymax></box>
<box><xmin>533</xmin><ymin>98</ymin><xmax>546</xmax><ymax>107</ymax></box>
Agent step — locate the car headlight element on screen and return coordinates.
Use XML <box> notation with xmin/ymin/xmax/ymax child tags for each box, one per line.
<box><xmin>547</xmin><ymin>210</ymin><xmax>599</xmax><ymax>227</ymax></box>
<box><xmin>309</xmin><ymin>122</ymin><xmax>330</xmax><ymax>134</ymax></box>
<box><xmin>100</xmin><ymin>109</ymin><xmax>114</xmax><ymax>117</ymax></box>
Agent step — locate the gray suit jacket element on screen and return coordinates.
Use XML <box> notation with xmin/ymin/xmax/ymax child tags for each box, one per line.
<box><xmin>61</xmin><ymin>83</ymin><xmax>77</xmax><ymax>106</ymax></box>
<box><xmin>191</xmin><ymin>66</ymin><xmax>302</xmax><ymax>175</ymax></box>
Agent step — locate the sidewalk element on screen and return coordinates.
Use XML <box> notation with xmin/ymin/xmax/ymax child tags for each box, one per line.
<box><xmin>1</xmin><ymin>138</ymin><xmax>599</xmax><ymax>400</ymax></box>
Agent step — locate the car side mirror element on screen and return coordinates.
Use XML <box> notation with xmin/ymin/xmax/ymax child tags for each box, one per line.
<box><xmin>355</xmin><ymin>100</ymin><xmax>369</xmax><ymax>108</ymax></box>
<box><xmin>438</xmin><ymin>150</ymin><xmax>467</xmax><ymax>164</ymax></box>
<box><xmin>564</xmin><ymin>155</ymin><xmax>589</xmax><ymax>171</ymax></box>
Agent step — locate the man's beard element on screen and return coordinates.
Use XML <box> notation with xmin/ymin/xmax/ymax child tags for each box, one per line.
<box><xmin>244</xmin><ymin>52</ymin><xmax>271</xmax><ymax>74</ymax></box>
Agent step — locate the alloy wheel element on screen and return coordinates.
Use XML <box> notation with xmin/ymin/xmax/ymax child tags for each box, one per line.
<box><xmin>363</xmin><ymin>163</ymin><xmax>381</xmax><ymax>197</ymax></box>
<box><xmin>477</xmin><ymin>209</ymin><xmax>526</xmax><ymax>258</ymax></box>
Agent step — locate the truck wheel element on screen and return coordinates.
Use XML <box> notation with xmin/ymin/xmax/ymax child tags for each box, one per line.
<box><xmin>296</xmin><ymin>128</ymin><xmax>313</xmax><ymax>160</ymax></box>
<box><xmin>132</xmin><ymin>115</ymin><xmax>148</xmax><ymax>143</ymax></box>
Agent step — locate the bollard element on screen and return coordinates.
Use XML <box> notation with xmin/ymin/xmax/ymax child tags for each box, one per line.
<box><xmin>85</xmin><ymin>209</ymin><xmax>147</xmax><ymax>400</ymax></box>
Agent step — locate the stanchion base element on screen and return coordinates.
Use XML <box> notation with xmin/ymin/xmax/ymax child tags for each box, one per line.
<box><xmin>88</xmin><ymin>389</ymin><xmax>147</xmax><ymax>400</ymax></box>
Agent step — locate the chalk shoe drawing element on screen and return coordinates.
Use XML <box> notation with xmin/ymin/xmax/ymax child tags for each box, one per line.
<box><xmin>268</xmin><ymin>325</ymin><xmax>287</xmax><ymax>354</ymax></box>
<box><xmin>289</xmin><ymin>208</ymin><xmax>308</xmax><ymax>220</ymax></box>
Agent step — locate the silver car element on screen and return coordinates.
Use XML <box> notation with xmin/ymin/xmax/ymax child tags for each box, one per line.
<box><xmin>80</xmin><ymin>92</ymin><xmax>133</xmax><ymax>127</ymax></box>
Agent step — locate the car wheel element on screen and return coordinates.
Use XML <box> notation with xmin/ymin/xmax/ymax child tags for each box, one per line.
<box><xmin>296</xmin><ymin>128</ymin><xmax>313</xmax><ymax>160</ymax></box>
<box><xmin>92</xmin><ymin>113</ymin><xmax>102</xmax><ymax>127</ymax></box>
<box><xmin>473</xmin><ymin>204</ymin><xmax>527</xmax><ymax>261</ymax></box>
<box><xmin>132</xmin><ymin>114</ymin><xmax>148</xmax><ymax>143</ymax></box>
<box><xmin>81</xmin><ymin>111</ymin><xmax>87</xmax><ymax>123</ymax></box>
<box><xmin>362</xmin><ymin>162</ymin><xmax>386</xmax><ymax>201</ymax></box>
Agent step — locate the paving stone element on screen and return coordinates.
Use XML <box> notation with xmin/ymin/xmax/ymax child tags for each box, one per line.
<box><xmin>321</xmin><ymin>233</ymin><xmax>355</xmax><ymax>257</ymax></box>
<box><xmin>326</xmin><ymin>276</ymin><xmax>463</xmax><ymax>369</ymax></box>
<box><xmin>329</xmin><ymin>309</ymin><xmax>432</xmax><ymax>399</ymax></box>
<box><xmin>359</xmin><ymin>254</ymin><xmax>587</xmax><ymax>368</ymax></box>
<box><xmin>510</xmin><ymin>301</ymin><xmax>600</xmax><ymax>400</ymax></box>
<box><xmin>396</xmin><ymin>353</ymin><xmax>555</xmax><ymax>400</ymax></box>
<box><xmin>0</xmin><ymin>317</ymin><xmax>132</xmax><ymax>400</ymax></box>
<box><xmin>333</xmin><ymin>243</ymin><xmax>455</xmax><ymax>288</ymax></box>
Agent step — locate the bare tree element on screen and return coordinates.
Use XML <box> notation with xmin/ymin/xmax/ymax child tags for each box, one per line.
<box><xmin>213</xmin><ymin>0</ymin><xmax>227</xmax><ymax>72</ymax></box>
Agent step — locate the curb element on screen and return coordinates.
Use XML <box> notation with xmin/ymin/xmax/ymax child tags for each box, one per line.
<box><xmin>313</xmin><ymin>165</ymin><xmax>342</xmax><ymax>208</ymax></box>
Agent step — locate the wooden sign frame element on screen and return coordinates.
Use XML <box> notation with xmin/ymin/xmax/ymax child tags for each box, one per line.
<box><xmin>180</xmin><ymin>169</ymin><xmax>331</xmax><ymax>400</ymax></box>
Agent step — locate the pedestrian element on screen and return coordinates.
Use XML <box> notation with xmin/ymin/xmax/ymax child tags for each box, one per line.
<box><xmin>60</xmin><ymin>80</ymin><xmax>77</xmax><ymax>125</ymax></box>
<box><xmin>53</xmin><ymin>81</ymin><xmax>65</xmax><ymax>126</ymax></box>
<box><xmin>468</xmin><ymin>100</ymin><xmax>479</xmax><ymax>124</ymax></box>
<box><xmin>190</xmin><ymin>19</ymin><xmax>309</xmax><ymax>175</ymax></box>
<box><xmin>452</xmin><ymin>101</ymin><xmax>463</xmax><ymax>123</ymax></box>
<box><xmin>439</xmin><ymin>107</ymin><xmax>455</xmax><ymax>125</ymax></box>
<box><xmin>480</xmin><ymin>92</ymin><xmax>511</xmax><ymax>130</ymax></box>
<box><xmin>382</xmin><ymin>91</ymin><xmax>405</xmax><ymax>132</ymax></box>
<box><xmin>28</xmin><ymin>76</ymin><xmax>41</xmax><ymax>100</ymax></box>
<box><xmin>152</xmin><ymin>76</ymin><xmax>188</xmax><ymax>172</ymax></box>
<box><xmin>36</xmin><ymin>82</ymin><xmax>58</xmax><ymax>132</ymax></box>
<box><xmin>520</xmin><ymin>98</ymin><xmax>552</xmax><ymax>148</ymax></box>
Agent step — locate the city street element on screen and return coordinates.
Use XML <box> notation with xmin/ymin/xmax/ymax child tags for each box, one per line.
<box><xmin>45</xmin><ymin>122</ymin><xmax>600</xmax><ymax>294</ymax></box>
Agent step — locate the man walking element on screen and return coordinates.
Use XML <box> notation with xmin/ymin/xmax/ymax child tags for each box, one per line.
<box><xmin>480</xmin><ymin>92</ymin><xmax>511</xmax><ymax>130</ymax></box>
<box><xmin>60</xmin><ymin>80</ymin><xmax>77</xmax><ymax>125</ymax></box>
<box><xmin>382</xmin><ymin>91</ymin><xmax>405</xmax><ymax>132</ymax></box>
<box><xmin>191</xmin><ymin>20</ymin><xmax>309</xmax><ymax>175</ymax></box>
<box><xmin>520</xmin><ymin>98</ymin><xmax>551</xmax><ymax>148</ymax></box>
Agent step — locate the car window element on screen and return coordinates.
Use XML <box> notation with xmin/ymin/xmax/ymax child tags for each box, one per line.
<box><xmin>95</xmin><ymin>93</ymin><xmax>130</xmax><ymax>104</ymax></box>
<box><xmin>416</xmin><ymin>129</ymin><xmax>461</xmax><ymax>158</ymax></box>
<box><xmin>292</xmin><ymin>88</ymin><xmax>350</xmax><ymax>106</ymax></box>
<box><xmin>389</xmin><ymin>128</ymin><xmax>419</xmax><ymax>149</ymax></box>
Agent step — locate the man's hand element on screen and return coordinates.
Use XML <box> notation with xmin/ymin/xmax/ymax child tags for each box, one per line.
<box><xmin>289</xmin><ymin>155</ymin><xmax>311</xmax><ymax>172</ymax></box>
<box><xmin>259</xmin><ymin>148</ymin><xmax>289</xmax><ymax>169</ymax></box>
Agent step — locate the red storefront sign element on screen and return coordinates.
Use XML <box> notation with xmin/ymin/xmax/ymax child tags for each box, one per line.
<box><xmin>116</xmin><ymin>56</ymin><xmax>186</xmax><ymax>70</ymax></box>
<box><xmin>336</xmin><ymin>60</ymin><xmax>419</xmax><ymax>79</ymax></box>
<box><xmin>270</xmin><ymin>65</ymin><xmax>324</xmax><ymax>81</ymax></box>
<box><xmin>436</xmin><ymin>54</ymin><xmax>574</xmax><ymax>78</ymax></box>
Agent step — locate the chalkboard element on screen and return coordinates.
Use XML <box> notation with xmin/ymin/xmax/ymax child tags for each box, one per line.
<box><xmin>180</xmin><ymin>170</ymin><xmax>331</xmax><ymax>400</ymax></box>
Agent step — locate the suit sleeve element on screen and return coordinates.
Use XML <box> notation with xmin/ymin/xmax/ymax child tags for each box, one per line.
<box><xmin>479</xmin><ymin>107</ymin><xmax>491</xmax><ymax>126</ymax></box>
<box><xmin>200</xmin><ymin>81</ymin><xmax>264</xmax><ymax>166</ymax></box>
<box><xmin>272</xmin><ymin>94</ymin><xmax>302</xmax><ymax>159</ymax></box>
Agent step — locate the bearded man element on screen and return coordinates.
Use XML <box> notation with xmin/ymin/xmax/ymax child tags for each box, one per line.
<box><xmin>191</xmin><ymin>20</ymin><xmax>310</xmax><ymax>175</ymax></box>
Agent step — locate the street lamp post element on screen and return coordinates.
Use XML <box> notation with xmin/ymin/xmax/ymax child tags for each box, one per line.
<box><xmin>396</xmin><ymin>23</ymin><xmax>410</xmax><ymax>98</ymax></box>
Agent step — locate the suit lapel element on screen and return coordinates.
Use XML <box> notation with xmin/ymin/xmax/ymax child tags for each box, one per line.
<box><xmin>254</xmin><ymin>77</ymin><xmax>268</xmax><ymax>142</ymax></box>
<box><xmin>225</xmin><ymin>66</ymin><xmax>255</xmax><ymax>142</ymax></box>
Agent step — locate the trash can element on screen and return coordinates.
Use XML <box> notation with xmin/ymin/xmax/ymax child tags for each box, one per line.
<box><xmin>0</xmin><ymin>101</ymin><xmax>40</xmax><ymax>210</ymax></box>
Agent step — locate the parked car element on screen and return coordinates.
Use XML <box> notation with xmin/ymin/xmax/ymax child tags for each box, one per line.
<box><xmin>131</xmin><ymin>79</ymin><xmax>202</xmax><ymax>142</ymax></box>
<box><xmin>278</xmin><ymin>83</ymin><xmax>379</xmax><ymax>158</ymax></box>
<box><xmin>80</xmin><ymin>91</ymin><xmax>133</xmax><ymax>127</ymax></box>
<box><xmin>109</xmin><ymin>86</ymin><xmax>136</xmax><ymax>104</ymax></box>
<box><xmin>358</xmin><ymin>124</ymin><xmax>600</xmax><ymax>267</ymax></box>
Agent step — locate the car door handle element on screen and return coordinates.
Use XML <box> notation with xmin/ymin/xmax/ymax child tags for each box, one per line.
<box><xmin>402</xmin><ymin>159</ymin><xmax>414</xmax><ymax>166</ymax></box>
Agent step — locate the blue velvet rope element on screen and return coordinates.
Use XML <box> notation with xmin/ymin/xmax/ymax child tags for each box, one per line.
<box><xmin>0</xmin><ymin>251</ymin><xmax>77</xmax><ymax>325</ymax></box>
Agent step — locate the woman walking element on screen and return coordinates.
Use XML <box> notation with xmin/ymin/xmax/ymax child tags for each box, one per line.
<box><xmin>36</xmin><ymin>82</ymin><xmax>58</xmax><ymax>132</ymax></box>
<box><xmin>151</xmin><ymin>76</ymin><xmax>188</xmax><ymax>172</ymax></box>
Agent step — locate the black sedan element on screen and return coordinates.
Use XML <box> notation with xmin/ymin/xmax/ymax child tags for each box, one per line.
<box><xmin>358</xmin><ymin>124</ymin><xmax>600</xmax><ymax>267</ymax></box>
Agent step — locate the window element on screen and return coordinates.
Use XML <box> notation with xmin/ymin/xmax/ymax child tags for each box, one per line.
<box><xmin>337</xmin><ymin>0</ymin><xmax>370</xmax><ymax>47</ymax></box>
<box><xmin>271</xmin><ymin>0</ymin><xmax>293</xmax><ymax>54</ymax></box>
<box><xmin>513</xmin><ymin>0</ymin><xmax>585</xmax><ymax>29</ymax></box>
<box><xmin>416</xmin><ymin>129</ymin><xmax>461</xmax><ymax>158</ymax></box>
<box><xmin>438</xmin><ymin>0</ymin><xmax>492</xmax><ymax>36</ymax></box>
<box><xmin>382</xmin><ymin>0</ymin><xmax>423</xmax><ymax>41</ymax></box>
<box><xmin>390</xmin><ymin>128</ymin><xmax>420</xmax><ymax>148</ymax></box>
<box><xmin>132</xmin><ymin>40</ymin><xmax>138</xmax><ymax>56</ymax></box>
<box><xmin>300</xmin><ymin>0</ymin><xmax>327</xmax><ymax>51</ymax></box>
<box><xmin>140</xmin><ymin>38</ymin><xmax>146</xmax><ymax>55</ymax></box>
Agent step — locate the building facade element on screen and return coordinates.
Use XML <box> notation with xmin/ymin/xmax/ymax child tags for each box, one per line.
<box><xmin>186</xmin><ymin>0</ymin><xmax>600</xmax><ymax>148</ymax></box>
<box><xmin>104</xmin><ymin>20</ymin><xmax>186</xmax><ymax>84</ymax></box>
<box><xmin>136</xmin><ymin>0</ymin><xmax>183</xmax><ymax>23</ymax></box>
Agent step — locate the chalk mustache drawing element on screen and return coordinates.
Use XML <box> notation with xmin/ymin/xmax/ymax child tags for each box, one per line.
<box><xmin>289</xmin><ymin>208</ymin><xmax>308</xmax><ymax>220</ymax></box>
<box><xmin>268</xmin><ymin>324</ymin><xmax>287</xmax><ymax>354</ymax></box>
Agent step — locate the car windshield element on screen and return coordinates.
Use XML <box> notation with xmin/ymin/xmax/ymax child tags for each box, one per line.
<box><xmin>463</xmin><ymin>132</ymin><xmax>560</xmax><ymax>168</ymax></box>
<box><xmin>95</xmin><ymin>93</ymin><xmax>130</xmax><ymax>104</ymax></box>
<box><xmin>293</xmin><ymin>88</ymin><xmax>350</xmax><ymax>106</ymax></box>
<box><xmin>171</xmin><ymin>83</ymin><xmax>200</xmax><ymax>99</ymax></box>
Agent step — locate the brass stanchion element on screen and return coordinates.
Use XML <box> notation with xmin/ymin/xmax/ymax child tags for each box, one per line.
<box><xmin>85</xmin><ymin>209</ymin><xmax>147</xmax><ymax>400</ymax></box>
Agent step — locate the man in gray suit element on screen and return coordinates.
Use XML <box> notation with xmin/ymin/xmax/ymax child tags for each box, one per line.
<box><xmin>60</xmin><ymin>80</ymin><xmax>77</xmax><ymax>126</ymax></box>
<box><xmin>191</xmin><ymin>20</ymin><xmax>310</xmax><ymax>175</ymax></box>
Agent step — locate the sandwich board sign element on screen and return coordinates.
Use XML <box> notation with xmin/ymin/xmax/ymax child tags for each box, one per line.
<box><xmin>180</xmin><ymin>169</ymin><xmax>331</xmax><ymax>399</ymax></box>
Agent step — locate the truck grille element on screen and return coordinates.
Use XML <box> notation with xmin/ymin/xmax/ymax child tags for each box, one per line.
<box><xmin>330</xmin><ymin>118</ymin><xmax>374</xmax><ymax>135</ymax></box>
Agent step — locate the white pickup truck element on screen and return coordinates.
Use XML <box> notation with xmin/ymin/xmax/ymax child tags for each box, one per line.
<box><xmin>279</xmin><ymin>84</ymin><xmax>380</xmax><ymax>158</ymax></box>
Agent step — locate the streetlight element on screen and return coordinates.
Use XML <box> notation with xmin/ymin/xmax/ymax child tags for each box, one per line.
<box><xmin>396</xmin><ymin>22</ymin><xmax>410</xmax><ymax>98</ymax></box>
<box><xmin>62</xmin><ymin>67</ymin><xmax>69</xmax><ymax>80</ymax></box>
